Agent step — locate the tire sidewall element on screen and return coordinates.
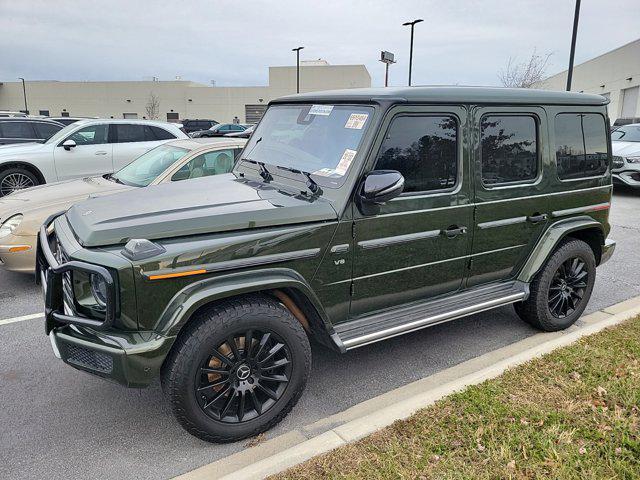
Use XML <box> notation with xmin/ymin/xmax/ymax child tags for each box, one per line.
<box><xmin>0</xmin><ymin>167</ymin><xmax>38</xmax><ymax>196</ymax></box>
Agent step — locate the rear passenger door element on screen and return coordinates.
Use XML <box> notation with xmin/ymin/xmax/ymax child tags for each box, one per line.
<box><xmin>111</xmin><ymin>124</ymin><xmax>176</xmax><ymax>170</ymax></box>
<box><xmin>350</xmin><ymin>106</ymin><xmax>473</xmax><ymax>318</ymax></box>
<box><xmin>468</xmin><ymin>107</ymin><xmax>550</xmax><ymax>287</ymax></box>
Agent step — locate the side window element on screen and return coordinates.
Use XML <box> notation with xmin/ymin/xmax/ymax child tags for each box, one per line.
<box><xmin>34</xmin><ymin>122</ymin><xmax>62</xmax><ymax>140</ymax></box>
<box><xmin>114</xmin><ymin>124</ymin><xmax>146</xmax><ymax>143</ymax></box>
<box><xmin>149</xmin><ymin>126</ymin><xmax>176</xmax><ymax>140</ymax></box>
<box><xmin>555</xmin><ymin>113</ymin><xmax>608</xmax><ymax>180</ymax></box>
<box><xmin>1</xmin><ymin>121</ymin><xmax>36</xmax><ymax>139</ymax></box>
<box><xmin>65</xmin><ymin>124</ymin><xmax>108</xmax><ymax>145</ymax></box>
<box><xmin>481</xmin><ymin>115</ymin><xmax>538</xmax><ymax>185</ymax></box>
<box><xmin>171</xmin><ymin>149</ymin><xmax>236</xmax><ymax>182</ymax></box>
<box><xmin>374</xmin><ymin>115</ymin><xmax>458</xmax><ymax>193</ymax></box>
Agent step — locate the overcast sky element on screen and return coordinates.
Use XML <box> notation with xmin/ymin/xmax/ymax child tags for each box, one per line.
<box><xmin>1</xmin><ymin>0</ymin><xmax>638</xmax><ymax>88</ymax></box>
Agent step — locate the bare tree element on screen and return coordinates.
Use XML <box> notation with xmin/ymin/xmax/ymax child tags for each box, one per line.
<box><xmin>498</xmin><ymin>49</ymin><xmax>553</xmax><ymax>89</ymax></box>
<box><xmin>145</xmin><ymin>92</ymin><xmax>160</xmax><ymax>119</ymax></box>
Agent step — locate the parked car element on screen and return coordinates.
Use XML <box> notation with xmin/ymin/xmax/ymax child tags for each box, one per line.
<box><xmin>611</xmin><ymin>123</ymin><xmax>640</xmax><ymax>188</ymax></box>
<box><xmin>613</xmin><ymin>117</ymin><xmax>640</xmax><ymax>127</ymax></box>
<box><xmin>190</xmin><ymin>123</ymin><xmax>248</xmax><ymax>138</ymax></box>
<box><xmin>0</xmin><ymin>119</ymin><xmax>188</xmax><ymax>196</ymax></box>
<box><xmin>49</xmin><ymin>117</ymin><xmax>98</xmax><ymax>126</ymax></box>
<box><xmin>0</xmin><ymin>111</ymin><xmax>28</xmax><ymax>117</ymax></box>
<box><xmin>181</xmin><ymin>119</ymin><xmax>219</xmax><ymax>134</ymax></box>
<box><xmin>38</xmin><ymin>87</ymin><xmax>614</xmax><ymax>443</ymax></box>
<box><xmin>0</xmin><ymin>117</ymin><xmax>65</xmax><ymax>146</ymax></box>
<box><xmin>224</xmin><ymin>124</ymin><xmax>255</xmax><ymax>138</ymax></box>
<box><xmin>0</xmin><ymin>137</ymin><xmax>245</xmax><ymax>273</ymax></box>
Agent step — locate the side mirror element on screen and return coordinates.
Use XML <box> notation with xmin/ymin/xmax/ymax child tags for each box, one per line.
<box><xmin>62</xmin><ymin>139</ymin><xmax>76</xmax><ymax>151</ymax></box>
<box><xmin>357</xmin><ymin>170</ymin><xmax>404</xmax><ymax>215</ymax></box>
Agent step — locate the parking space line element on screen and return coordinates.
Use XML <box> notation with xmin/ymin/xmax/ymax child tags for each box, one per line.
<box><xmin>0</xmin><ymin>313</ymin><xmax>43</xmax><ymax>326</ymax></box>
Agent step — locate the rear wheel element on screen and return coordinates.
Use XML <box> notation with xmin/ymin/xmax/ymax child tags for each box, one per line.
<box><xmin>0</xmin><ymin>167</ymin><xmax>39</xmax><ymax>196</ymax></box>
<box><xmin>515</xmin><ymin>239</ymin><xmax>596</xmax><ymax>331</ymax></box>
<box><xmin>163</xmin><ymin>294</ymin><xmax>311</xmax><ymax>443</ymax></box>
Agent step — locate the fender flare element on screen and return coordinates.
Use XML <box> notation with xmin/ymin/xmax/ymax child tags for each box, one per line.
<box><xmin>517</xmin><ymin>216</ymin><xmax>604</xmax><ymax>283</ymax></box>
<box><xmin>152</xmin><ymin>267</ymin><xmax>339</xmax><ymax>344</ymax></box>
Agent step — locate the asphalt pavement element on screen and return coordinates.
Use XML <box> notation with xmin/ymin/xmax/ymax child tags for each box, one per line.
<box><xmin>0</xmin><ymin>189</ymin><xmax>639</xmax><ymax>480</ymax></box>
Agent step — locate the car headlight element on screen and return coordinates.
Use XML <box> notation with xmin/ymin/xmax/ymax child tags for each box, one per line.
<box><xmin>612</xmin><ymin>156</ymin><xmax>625</xmax><ymax>169</ymax></box>
<box><xmin>90</xmin><ymin>274</ymin><xmax>108</xmax><ymax>307</ymax></box>
<box><xmin>0</xmin><ymin>214</ymin><xmax>23</xmax><ymax>238</ymax></box>
<box><xmin>626</xmin><ymin>156</ymin><xmax>640</xmax><ymax>164</ymax></box>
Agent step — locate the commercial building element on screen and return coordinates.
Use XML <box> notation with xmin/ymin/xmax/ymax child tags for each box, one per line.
<box><xmin>537</xmin><ymin>38</ymin><xmax>640</xmax><ymax>124</ymax></box>
<box><xmin>0</xmin><ymin>61</ymin><xmax>371</xmax><ymax>124</ymax></box>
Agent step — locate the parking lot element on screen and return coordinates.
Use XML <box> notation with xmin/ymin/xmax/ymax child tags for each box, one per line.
<box><xmin>0</xmin><ymin>188</ymin><xmax>638</xmax><ymax>480</ymax></box>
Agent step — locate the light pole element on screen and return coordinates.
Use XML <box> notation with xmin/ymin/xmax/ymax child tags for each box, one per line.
<box><xmin>379</xmin><ymin>51</ymin><xmax>396</xmax><ymax>87</ymax></box>
<box><xmin>18</xmin><ymin>77</ymin><xmax>28</xmax><ymax>114</ymax></box>
<box><xmin>566</xmin><ymin>0</ymin><xmax>581</xmax><ymax>91</ymax></box>
<box><xmin>292</xmin><ymin>46</ymin><xmax>304</xmax><ymax>93</ymax></box>
<box><xmin>402</xmin><ymin>19</ymin><xmax>423</xmax><ymax>86</ymax></box>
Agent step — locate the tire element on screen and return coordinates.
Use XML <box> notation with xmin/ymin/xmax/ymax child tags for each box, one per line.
<box><xmin>0</xmin><ymin>167</ymin><xmax>39</xmax><ymax>197</ymax></box>
<box><xmin>514</xmin><ymin>238</ymin><xmax>596</xmax><ymax>332</ymax></box>
<box><xmin>162</xmin><ymin>294</ymin><xmax>311</xmax><ymax>443</ymax></box>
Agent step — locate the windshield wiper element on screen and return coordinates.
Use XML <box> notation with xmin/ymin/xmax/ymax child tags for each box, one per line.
<box><xmin>240</xmin><ymin>158</ymin><xmax>273</xmax><ymax>181</ymax></box>
<box><xmin>276</xmin><ymin>165</ymin><xmax>322</xmax><ymax>195</ymax></box>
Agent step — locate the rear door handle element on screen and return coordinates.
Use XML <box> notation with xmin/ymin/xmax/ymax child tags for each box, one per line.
<box><xmin>442</xmin><ymin>225</ymin><xmax>467</xmax><ymax>238</ymax></box>
<box><xmin>95</xmin><ymin>151</ymin><xmax>107</xmax><ymax>156</ymax></box>
<box><xmin>527</xmin><ymin>213</ymin><xmax>548</xmax><ymax>224</ymax></box>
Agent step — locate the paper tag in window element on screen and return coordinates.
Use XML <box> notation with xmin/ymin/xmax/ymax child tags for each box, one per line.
<box><xmin>313</xmin><ymin>167</ymin><xmax>339</xmax><ymax>177</ymax></box>
<box><xmin>335</xmin><ymin>149</ymin><xmax>357</xmax><ymax>175</ymax></box>
<box><xmin>309</xmin><ymin>105</ymin><xmax>333</xmax><ymax>116</ymax></box>
<box><xmin>345</xmin><ymin>113</ymin><xmax>368</xmax><ymax>129</ymax></box>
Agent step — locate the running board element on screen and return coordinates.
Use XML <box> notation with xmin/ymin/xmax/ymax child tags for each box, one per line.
<box><xmin>335</xmin><ymin>281</ymin><xmax>528</xmax><ymax>351</ymax></box>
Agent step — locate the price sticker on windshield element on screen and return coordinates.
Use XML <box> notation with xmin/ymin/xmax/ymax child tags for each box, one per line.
<box><xmin>309</xmin><ymin>105</ymin><xmax>333</xmax><ymax>116</ymax></box>
<box><xmin>335</xmin><ymin>149</ymin><xmax>357</xmax><ymax>175</ymax></box>
<box><xmin>345</xmin><ymin>113</ymin><xmax>368</xmax><ymax>129</ymax></box>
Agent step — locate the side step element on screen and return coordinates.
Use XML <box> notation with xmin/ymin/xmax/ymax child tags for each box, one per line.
<box><xmin>335</xmin><ymin>281</ymin><xmax>528</xmax><ymax>351</ymax></box>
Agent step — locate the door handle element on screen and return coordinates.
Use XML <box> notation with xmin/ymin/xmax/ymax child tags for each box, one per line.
<box><xmin>95</xmin><ymin>151</ymin><xmax>108</xmax><ymax>156</ymax></box>
<box><xmin>527</xmin><ymin>213</ymin><xmax>548</xmax><ymax>224</ymax></box>
<box><xmin>442</xmin><ymin>225</ymin><xmax>467</xmax><ymax>238</ymax></box>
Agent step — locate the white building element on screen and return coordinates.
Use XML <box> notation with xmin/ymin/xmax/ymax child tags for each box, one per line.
<box><xmin>0</xmin><ymin>61</ymin><xmax>371</xmax><ymax>124</ymax></box>
<box><xmin>536</xmin><ymin>38</ymin><xmax>640</xmax><ymax>124</ymax></box>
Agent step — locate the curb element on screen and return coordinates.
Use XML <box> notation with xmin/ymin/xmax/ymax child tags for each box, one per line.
<box><xmin>175</xmin><ymin>296</ymin><xmax>640</xmax><ymax>480</ymax></box>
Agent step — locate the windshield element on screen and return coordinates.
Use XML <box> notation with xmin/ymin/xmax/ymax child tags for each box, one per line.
<box><xmin>612</xmin><ymin>125</ymin><xmax>640</xmax><ymax>142</ymax></box>
<box><xmin>239</xmin><ymin>104</ymin><xmax>373</xmax><ymax>188</ymax></box>
<box><xmin>112</xmin><ymin>144</ymin><xmax>190</xmax><ymax>187</ymax></box>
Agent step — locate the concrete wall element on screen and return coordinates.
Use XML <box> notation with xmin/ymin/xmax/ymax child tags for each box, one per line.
<box><xmin>535</xmin><ymin>39</ymin><xmax>640</xmax><ymax>123</ymax></box>
<box><xmin>0</xmin><ymin>64</ymin><xmax>371</xmax><ymax>123</ymax></box>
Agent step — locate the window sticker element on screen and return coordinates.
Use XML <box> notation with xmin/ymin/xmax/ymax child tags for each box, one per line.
<box><xmin>345</xmin><ymin>113</ymin><xmax>368</xmax><ymax>129</ymax></box>
<box><xmin>335</xmin><ymin>149</ymin><xmax>357</xmax><ymax>175</ymax></box>
<box><xmin>313</xmin><ymin>167</ymin><xmax>341</xmax><ymax>177</ymax></box>
<box><xmin>309</xmin><ymin>104</ymin><xmax>334</xmax><ymax>116</ymax></box>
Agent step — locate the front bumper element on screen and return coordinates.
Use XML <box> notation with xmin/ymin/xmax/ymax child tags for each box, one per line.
<box><xmin>600</xmin><ymin>238</ymin><xmax>616</xmax><ymax>266</ymax></box>
<box><xmin>612</xmin><ymin>171</ymin><xmax>640</xmax><ymax>188</ymax></box>
<box><xmin>0</xmin><ymin>233</ymin><xmax>37</xmax><ymax>273</ymax></box>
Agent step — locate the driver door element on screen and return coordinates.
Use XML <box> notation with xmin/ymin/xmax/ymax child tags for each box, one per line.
<box><xmin>53</xmin><ymin>124</ymin><xmax>113</xmax><ymax>180</ymax></box>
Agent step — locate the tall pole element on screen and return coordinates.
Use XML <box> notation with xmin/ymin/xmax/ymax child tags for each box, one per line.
<box><xmin>566</xmin><ymin>0</ymin><xmax>581</xmax><ymax>91</ymax></box>
<box><xmin>403</xmin><ymin>19</ymin><xmax>423</xmax><ymax>86</ymax></box>
<box><xmin>385</xmin><ymin>63</ymin><xmax>389</xmax><ymax>87</ymax></box>
<box><xmin>292</xmin><ymin>46</ymin><xmax>304</xmax><ymax>93</ymax></box>
<box><xmin>18</xmin><ymin>77</ymin><xmax>28</xmax><ymax>114</ymax></box>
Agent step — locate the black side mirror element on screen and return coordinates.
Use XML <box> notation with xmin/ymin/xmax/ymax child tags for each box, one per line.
<box><xmin>357</xmin><ymin>170</ymin><xmax>404</xmax><ymax>215</ymax></box>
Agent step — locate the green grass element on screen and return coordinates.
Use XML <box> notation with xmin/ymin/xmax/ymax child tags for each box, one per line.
<box><xmin>273</xmin><ymin>317</ymin><xmax>640</xmax><ymax>479</ymax></box>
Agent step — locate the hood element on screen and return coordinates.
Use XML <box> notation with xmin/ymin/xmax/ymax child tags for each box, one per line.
<box><xmin>612</xmin><ymin>141</ymin><xmax>640</xmax><ymax>157</ymax></box>
<box><xmin>0</xmin><ymin>142</ymin><xmax>48</xmax><ymax>156</ymax></box>
<box><xmin>66</xmin><ymin>174</ymin><xmax>338</xmax><ymax>247</ymax></box>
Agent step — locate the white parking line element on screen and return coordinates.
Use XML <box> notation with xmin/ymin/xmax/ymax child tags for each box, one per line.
<box><xmin>0</xmin><ymin>313</ymin><xmax>43</xmax><ymax>326</ymax></box>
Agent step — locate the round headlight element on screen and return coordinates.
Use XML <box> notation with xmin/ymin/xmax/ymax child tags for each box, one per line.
<box><xmin>90</xmin><ymin>274</ymin><xmax>108</xmax><ymax>307</ymax></box>
<box><xmin>0</xmin><ymin>214</ymin><xmax>23</xmax><ymax>239</ymax></box>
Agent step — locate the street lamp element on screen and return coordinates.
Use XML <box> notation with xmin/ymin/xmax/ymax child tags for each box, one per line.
<box><xmin>292</xmin><ymin>46</ymin><xmax>304</xmax><ymax>93</ymax></box>
<box><xmin>379</xmin><ymin>51</ymin><xmax>396</xmax><ymax>87</ymax></box>
<box><xmin>566</xmin><ymin>0</ymin><xmax>581</xmax><ymax>91</ymax></box>
<box><xmin>402</xmin><ymin>19</ymin><xmax>423</xmax><ymax>86</ymax></box>
<box><xmin>18</xmin><ymin>77</ymin><xmax>28</xmax><ymax>114</ymax></box>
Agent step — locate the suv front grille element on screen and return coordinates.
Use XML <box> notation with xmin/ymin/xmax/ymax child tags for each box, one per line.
<box><xmin>65</xmin><ymin>344</ymin><xmax>113</xmax><ymax>374</ymax></box>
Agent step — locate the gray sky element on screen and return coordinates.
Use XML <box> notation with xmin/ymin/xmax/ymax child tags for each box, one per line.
<box><xmin>1</xmin><ymin>0</ymin><xmax>638</xmax><ymax>87</ymax></box>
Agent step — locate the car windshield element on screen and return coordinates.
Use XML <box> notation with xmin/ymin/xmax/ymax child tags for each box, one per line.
<box><xmin>612</xmin><ymin>125</ymin><xmax>640</xmax><ymax>142</ymax></box>
<box><xmin>111</xmin><ymin>144</ymin><xmax>190</xmax><ymax>187</ymax></box>
<box><xmin>239</xmin><ymin>104</ymin><xmax>373</xmax><ymax>188</ymax></box>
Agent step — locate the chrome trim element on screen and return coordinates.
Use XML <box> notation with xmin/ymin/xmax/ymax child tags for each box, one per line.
<box><xmin>342</xmin><ymin>292</ymin><xmax>526</xmax><ymax>350</ymax></box>
<box><xmin>330</xmin><ymin>244</ymin><xmax>350</xmax><ymax>254</ymax></box>
<box><xmin>551</xmin><ymin>202</ymin><xmax>610</xmax><ymax>218</ymax></box>
<box><xmin>480</xmin><ymin>185</ymin><xmax>611</xmax><ymax>205</ymax></box>
<box><xmin>477</xmin><ymin>216</ymin><xmax>528</xmax><ymax>229</ymax></box>
<box><xmin>358</xmin><ymin>229</ymin><xmax>441</xmax><ymax>250</ymax></box>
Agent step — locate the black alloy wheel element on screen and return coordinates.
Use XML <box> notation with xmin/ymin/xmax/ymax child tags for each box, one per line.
<box><xmin>548</xmin><ymin>257</ymin><xmax>588</xmax><ymax>318</ymax></box>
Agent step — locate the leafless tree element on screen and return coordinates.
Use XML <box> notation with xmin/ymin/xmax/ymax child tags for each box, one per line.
<box><xmin>145</xmin><ymin>92</ymin><xmax>160</xmax><ymax>119</ymax></box>
<box><xmin>498</xmin><ymin>49</ymin><xmax>553</xmax><ymax>89</ymax></box>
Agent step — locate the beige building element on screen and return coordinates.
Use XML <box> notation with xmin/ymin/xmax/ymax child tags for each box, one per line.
<box><xmin>536</xmin><ymin>38</ymin><xmax>640</xmax><ymax>124</ymax></box>
<box><xmin>0</xmin><ymin>61</ymin><xmax>371</xmax><ymax>124</ymax></box>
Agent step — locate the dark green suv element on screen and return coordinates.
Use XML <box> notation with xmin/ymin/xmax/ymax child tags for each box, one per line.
<box><xmin>38</xmin><ymin>87</ymin><xmax>616</xmax><ymax>443</ymax></box>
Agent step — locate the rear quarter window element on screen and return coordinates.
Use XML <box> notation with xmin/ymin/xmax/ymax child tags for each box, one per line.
<box><xmin>555</xmin><ymin>113</ymin><xmax>608</xmax><ymax>180</ymax></box>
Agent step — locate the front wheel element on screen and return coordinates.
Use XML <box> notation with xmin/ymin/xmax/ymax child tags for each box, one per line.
<box><xmin>0</xmin><ymin>167</ymin><xmax>39</xmax><ymax>196</ymax></box>
<box><xmin>162</xmin><ymin>294</ymin><xmax>311</xmax><ymax>443</ymax></box>
<box><xmin>515</xmin><ymin>239</ymin><xmax>596</xmax><ymax>331</ymax></box>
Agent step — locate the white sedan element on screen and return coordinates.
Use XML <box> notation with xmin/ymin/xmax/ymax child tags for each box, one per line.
<box><xmin>0</xmin><ymin>119</ymin><xmax>187</xmax><ymax>196</ymax></box>
<box><xmin>611</xmin><ymin>123</ymin><xmax>640</xmax><ymax>188</ymax></box>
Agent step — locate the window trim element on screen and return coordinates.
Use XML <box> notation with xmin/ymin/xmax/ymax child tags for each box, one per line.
<box><xmin>479</xmin><ymin>112</ymin><xmax>541</xmax><ymax>189</ymax></box>
<box><xmin>373</xmin><ymin>112</ymin><xmax>461</xmax><ymax>198</ymax></box>
<box><xmin>59</xmin><ymin>123</ymin><xmax>110</xmax><ymax>146</ymax></box>
<box><xmin>554</xmin><ymin>112</ymin><xmax>610</xmax><ymax>183</ymax></box>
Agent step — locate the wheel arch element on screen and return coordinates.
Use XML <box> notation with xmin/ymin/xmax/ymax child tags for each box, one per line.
<box><xmin>518</xmin><ymin>216</ymin><xmax>605</xmax><ymax>283</ymax></box>
<box><xmin>0</xmin><ymin>161</ymin><xmax>46</xmax><ymax>184</ymax></box>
